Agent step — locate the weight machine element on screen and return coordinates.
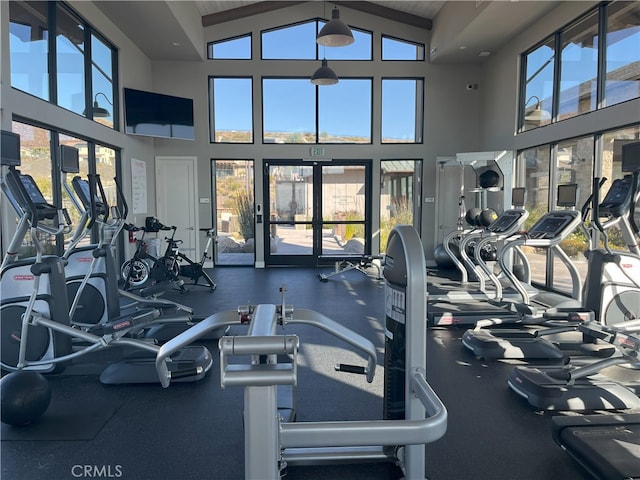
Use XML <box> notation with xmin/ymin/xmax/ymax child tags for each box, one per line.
<box><xmin>154</xmin><ymin>225</ymin><xmax>447</xmax><ymax>479</ymax></box>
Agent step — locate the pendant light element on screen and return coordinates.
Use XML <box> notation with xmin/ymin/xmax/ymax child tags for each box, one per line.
<box><xmin>316</xmin><ymin>6</ymin><xmax>354</xmax><ymax>47</ymax></box>
<box><xmin>310</xmin><ymin>59</ymin><xmax>339</xmax><ymax>85</ymax></box>
<box><xmin>524</xmin><ymin>95</ymin><xmax>551</xmax><ymax>122</ymax></box>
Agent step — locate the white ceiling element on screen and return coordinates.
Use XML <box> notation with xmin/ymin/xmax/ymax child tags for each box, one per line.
<box><xmin>95</xmin><ymin>1</ymin><xmax>560</xmax><ymax>63</ymax></box>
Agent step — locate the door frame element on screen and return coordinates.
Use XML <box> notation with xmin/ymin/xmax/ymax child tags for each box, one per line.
<box><xmin>263</xmin><ymin>159</ymin><xmax>372</xmax><ymax>267</ymax></box>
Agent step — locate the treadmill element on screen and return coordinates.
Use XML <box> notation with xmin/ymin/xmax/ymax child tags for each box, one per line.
<box><xmin>461</xmin><ymin>183</ymin><xmax>628</xmax><ymax>360</ymax></box>
<box><xmin>507</xmin><ymin>320</ymin><xmax>640</xmax><ymax>410</ymax></box>
<box><xmin>428</xmin><ymin>188</ymin><xmax>530</xmax><ymax>303</ymax></box>
<box><xmin>552</xmin><ymin>413</ymin><xmax>640</xmax><ymax>480</ymax></box>
<box><xmin>429</xmin><ymin>189</ymin><xmax>583</xmax><ymax>327</ymax></box>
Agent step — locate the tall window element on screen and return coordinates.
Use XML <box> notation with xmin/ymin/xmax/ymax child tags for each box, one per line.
<box><xmin>9</xmin><ymin>1</ymin><xmax>50</xmax><ymax>101</ymax></box>
<box><xmin>210</xmin><ymin>77</ymin><xmax>254</xmax><ymax>143</ymax></box>
<box><xmin>558</xmin><ymin>10</ymin><xmax>599</xmax><ymax>121</ymax></box>
<box><xmin>552</xmin><ymin>137</ymin><xmax>594</xmax><ymax>294</ymax></box>
<box><xmin>518</xmin><ymin>146</ymin><xmax>550</xmax><ymax>287</ymax></box>
<box><xmin>518</xmin><ymin>2</ymin><xmax>640</xmax><ymax>132</ymax></box>
<box><xmin>56</xmin><ymin>3</ymin><xmax>86</xmax><ymax>116</ymax></box>
<box><xmin>91</xmin><ymin>34</ymin><xmax>115</xmax><ymax>128</ymax></box>
<box><xmin>9</xmin><ymin>1</ymin><xmax>118</xmax><ymax>128</ymax></box>
<box><xmin>381</xmin><ymin>78</ymin><xmax>424</xmax><ymax>143</ymax></box>
<box><xmin>521</xmin><ymin>38</ymin><xmax>555</xmax><ymax>131</ymax></box>
<box><xmin>604</xmin><ymin>1</ymin><xmax>640</xmax><ymax>107</ymax></box>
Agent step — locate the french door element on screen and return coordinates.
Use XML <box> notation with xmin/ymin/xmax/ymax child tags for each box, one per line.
<box><xmin>264</xmin><ymin>160</ymin><xmax>372</xmax><ymax>266</ymax></box>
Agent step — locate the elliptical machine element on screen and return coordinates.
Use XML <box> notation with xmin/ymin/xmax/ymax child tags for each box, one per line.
<box><xmin>0</xmin><ymin>140</ymin><xmax>213</xmax><ymax>391</ymax></box>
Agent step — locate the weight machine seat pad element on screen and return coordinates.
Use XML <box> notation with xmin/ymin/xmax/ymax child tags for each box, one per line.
<box><xmin>552</xmin><ymin>414</ymin><xmax>640</xmax><ymax>480</ymax></box>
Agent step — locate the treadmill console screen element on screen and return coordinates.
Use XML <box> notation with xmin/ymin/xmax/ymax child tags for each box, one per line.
<box><xmin>20</xmin><ymin>174</ymin><xmax>48</xmax><ymax>205</ymax></box>
<box><xmin>72</xmin><ymin>177</ymin><xmax>106</xmax><ymax>214</ymax></box>
<box><xmin>18</xmin><ymin>174</ymin><xmax>58</xmax><ymax>219</ymax></box>
<box><xmin>621</xmin><ymin>141</ymin><xmax>640</xmax><ymax>173</ymax></box>
<box><xmin>511</xmin><ymin>188</ymin><xmax>526</xmax><ymax>207</ymax></box>
<box><xmin>557</xmin><ymin>184</ymin><xmax>578</xmax><ymax>207</ymax></box>
<box><xmin>527</xmin><ymin>215</ymin><xmax>573</xmax><ymax>239</ymax></box>
<box><xmin>488</xmin><ymin>211</ymin><xmax>523</xmax><ymax>233</ymax></box>
<box><xmin>600</xmin><ymin>176</ymin><xmax>632</xmax><ymax>216</ymax></box>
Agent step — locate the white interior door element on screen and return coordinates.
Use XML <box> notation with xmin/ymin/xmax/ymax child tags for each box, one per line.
<box><xmin>155</xmin><ymin>156</ymin><xmax>198</xmax><ymax>260</ymax></box>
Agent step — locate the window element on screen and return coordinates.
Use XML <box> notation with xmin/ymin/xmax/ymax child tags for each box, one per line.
<box><xmin>604</xmin><ymin>1</ymin><xmax>640</xmax><ymax>107</ymax></box>
<box><xmin>518</xmin><ymin>3</ymin><xmax>639</xmax><ymax>132</ymax></box>
<box><xmin>262</xmin><ymin>78</ymin><xmax>372</xmax><ymax>144</ymax></box>
<box><xmin>9</xmin><ymin>1</ymin><xmax>118</xmax><ymax>128</ymax></box>
<box><xmin>8</xmin><ymin>120</ymin><xmax>121</xmax><ymax>257</ymax></box>
<box><xmin>521</xmin><ymin>38</ymin><xmax>555</xmax><ymax>131</ymax></box>
<box><xmin>210</xmin><ymin>77</ymin><xmax>253</xmax><ymax>143</ymax></box>
<box><xmin>261</xmin><ymin>20</ymin><xmax>372</xmax><ymax>60</ymax></box>
<box><xmin>552</xmin><ymin>136</ymin><xmax>594</xmax><ymax>294</ymax></box>
<box><xmin>319</xmin><ymin>79</ymin><xmax>371</xmax><ymax>143</ymax></box>
<box><xmin>517</xmin><ymin>145</ymin><xmax>550</xmax><ymax>287</ymax></box>
<box><xmin>322</xmin><ymin>26</ymin><xmax>372</xmax><ymax>61</ymax></box>
<box><xmin>208</xmin><ymin>34</ymin><xmax>252</xmax><ymax>59</ymax></box>
<box><xmin>558</xmin><ymin>10</ymin><xmax>599</xmax><ymax>121</ymax></box>
<box><xmin>56</xmin><ymin>3</ymin><xmax>85</xmax><ymax>115</ymax></box>
<box><xmin>262</xmin><ymin>21</ymin><xmax>317</xmax><ymax>59</ymax></box>
<box><xmin>381</xmin><ymin>79</ymin><xmax>424</xmax><ymax>143</ymax></box>
<box><xmin>382</xmin><ymin>36</ymin><xmax>425</xmax><ymax>60</ymax></box>
<box><xmin>263</xmin><ymin>79</ymin><xmax>315</xmax><ymax>143</ymax></box>
<box><xmin>9</xmin><ymin>121</ymin><xmax>54</xmax><ymax>257</ymax></box>
<box><xmin>91</xmin><ymin>33</ymin><xmax>115</xmax><ymax>127</ymax></box>
<box><xmin>9</xmin><ymin>1</ymin><xmax>50</xmax><ymax>101</ymax></box>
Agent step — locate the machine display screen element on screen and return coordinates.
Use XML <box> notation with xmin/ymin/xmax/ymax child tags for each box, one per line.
<box><xmin>528</xmin><ymin>215</ymin><xmax>572</xmax><ymax>238</ymax></box>
<box><xmin>621</xmin><ymin>141</ymin><xmax>640</xmax><ymax>172</ymax></box>
<box><xmin>19</xmin><ymin>174</ymin><xmax>48</xmax><ymax>205</ymax></box>
<box><xmin>511</xmin><ymin>188</ymin><xmax>525</xmax><ymax>207</ymax></box>
<box><xmin>557</xmin><ymin>184</ymin><xmax>578</xmax><ymax>207</ymax></box>
<box><xmin>489</xmin><ymin>211</ymin><xmax>523</xmax><ymax>232</ymax></box>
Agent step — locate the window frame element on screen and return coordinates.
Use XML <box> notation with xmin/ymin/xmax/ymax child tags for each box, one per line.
<box><xmin>517</xmin><ymin>2</ymin><xmax>638</xmax><ymax>133</ymax></box>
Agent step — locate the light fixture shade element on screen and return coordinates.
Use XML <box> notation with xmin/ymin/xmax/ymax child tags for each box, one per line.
<box><xmin>317</xmin><ymin>7</ymin><xmax>354</xmax><ymax>47</ymax></box>
<box><xmin>524</xmin><ymin>95</ymin><xmax>551</xmax><ymax>122</ymax></box>
<box><xmin>311</xmin><ymin>59</ymin><xmax>338</xmax><ymax>85</ymax></box>
<box><xmin>92</xmin><ymin>100</ymin><xmax>111</xmax><ymax>118</ymax></box>
<box><xmin>524</xmin><ymin>105</ymin><xmax>551</xmax><ymax>122</ymax></box>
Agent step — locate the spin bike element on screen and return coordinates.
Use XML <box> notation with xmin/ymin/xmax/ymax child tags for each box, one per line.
<box><xmin>121</xmin><ymin>217</ymin><xmax>185</xmax><ymax>293</ymax></box>
<box><xmin>121</xmin><ymin>219</ymin><xmax>216</xmax><ymax>293</ymax></box>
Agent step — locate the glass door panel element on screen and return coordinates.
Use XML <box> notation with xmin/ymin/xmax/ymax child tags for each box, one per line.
<box><xmin>265</xmin><ymin>160</ymin><xmax>371</xmax><ymax>266</ymax></box>
<box><xmin>266</xmin><ymin>163</ymin><xmax>314</xmax><ymax>264</ymax></box>
<box><xmin>380</xmin><ymin>160</ymin><xmax>422</xmax><ymax>253</ymax></box>
<box><xmin>212</xmin><ymin>159</ymin><xmax>255</xmax><ymax>266</ymax></box>
<box><xmin>320</xmin><ymin>164</ymin><xmax>368</xmax><ymax>256</ymax></box>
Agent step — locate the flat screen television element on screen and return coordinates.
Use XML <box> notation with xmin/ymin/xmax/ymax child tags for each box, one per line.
<box><xmin>123</xmin><ymin>87</ymin><xmax>195</xmax><ymax>140</ymax></box>
<box><xmin>1</xmin><ymin>130</ymin><xmax>21</xmax><ymax>167</ymax></box>
<box><xmin>557</xmin><ymin>183</ymin><xmax>578</xmax><ymax>207</ymax></box>
<box><xmin>60</xmin><ymin>145</ymin><xmax>80</xmax><ymax>173</ymax></box>
<box><xmin>621</xmin><ymin>141</ymin><xmax>640</xmax><ymax>172</ymax></box>
<box><xmin>511</xmin><ymin>187</ymin><xmax>526</xmax><ymax>207</ymax></box>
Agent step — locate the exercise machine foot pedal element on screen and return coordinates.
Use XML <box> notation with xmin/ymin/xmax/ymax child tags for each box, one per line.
<box><xmin>99</xmin><ymin>346</ymin><xmax>212</xmax><ymax>384</ymax></box>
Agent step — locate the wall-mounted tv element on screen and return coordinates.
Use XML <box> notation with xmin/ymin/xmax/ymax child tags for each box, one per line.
<box><xmin>1</xmin><ymin>130</ymin><xmax>21</xmax><ymax>167</ymax></box>
<box><xmin>123</xmin><ymin>87</ymin><xmax>195</xmax><ymax>140</ymax></box>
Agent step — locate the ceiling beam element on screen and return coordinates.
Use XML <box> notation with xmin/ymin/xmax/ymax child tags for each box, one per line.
<box><xmin>334</xmin><ymin>1</ymin><xmax>433</xmax><ymax>30</ymax></box>
<box><xmin>202</xmin><ymin>1</ymin><xmax>305</xmax><ymax>27</ymax></box>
